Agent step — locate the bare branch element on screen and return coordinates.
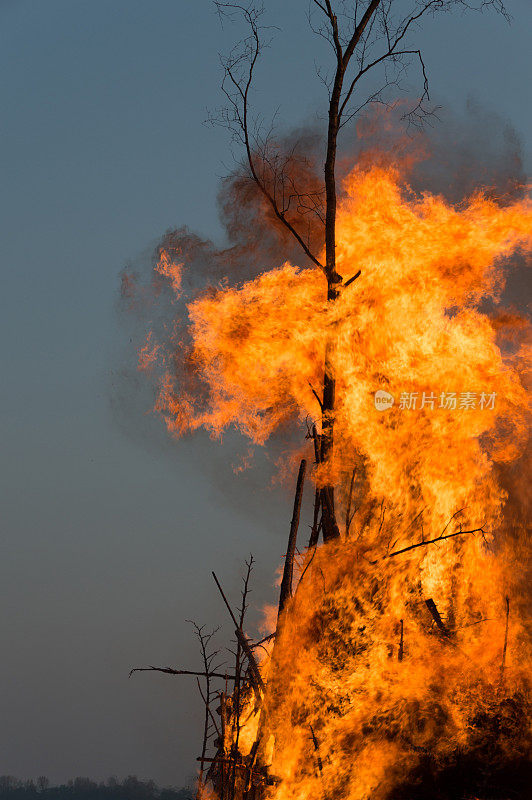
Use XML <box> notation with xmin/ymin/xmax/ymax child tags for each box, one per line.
<box><xmin>239</xmin><ymin>554</ymin><xmax>254</xmax><ymax>629</ymax></box>
<box><xmin>196</xmin><ymin>677</ymin><xmax>221</xmax><ymax>740</ymax></box>
<box><xmin>213</xmin><ymin>3</ymin><xmax>325</xmax><ymax>270</ymax></box>
<box><xmin>129</xmin><ymin>666</ymin><xmax>236</xmax><ymax>680</ymax></box>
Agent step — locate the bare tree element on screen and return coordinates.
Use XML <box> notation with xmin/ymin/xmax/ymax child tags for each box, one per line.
<box><xmin>210</xmin><ymin>0</ymin><xmax>508</xmax><ymax>541</ymax></box>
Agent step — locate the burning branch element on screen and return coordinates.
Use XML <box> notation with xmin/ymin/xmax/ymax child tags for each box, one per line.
<box><xmin>425</xmin><ymin>598</ymin><xmax>452</xmax><ymax>639</ymax></box>
<box><xmin>309</xmin><ymin>725</ymin><xmax>325</xmax><ymax>779</ymax></box>
<box><xmin>342</xmin><ymin>269</ymin><xmax>362</xmax><ymax>288</ymax></box>
<box><xmin>499</xmin><ymin>596</ymin><xmax>510</xmax><ymax>684</ymax></box>
<box><xmin>386</xmin><ymin>525</ymin><xmax>486</xmax><ymax>559</ymax></box>
<box><xmin>308</xmin><ymin>424</ymin><xmax>322</xmax><ymax>547</ymax></box>
<box><xmin>308</xmin><ymin>381</ymin><xmax>324</xmax><ymax>411</ymax></box>
<box><xmin>345</xmin><ymin>467</ymin><xmax>357</xmax><ymax>536</ymax></box>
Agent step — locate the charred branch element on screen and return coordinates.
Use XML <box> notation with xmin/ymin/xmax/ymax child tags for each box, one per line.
<box><xmin>345</xmin><ymin>467</ymin><xmax>357</xmax><ymax>536</ymax></box>
<box><xmin>212</xmin><ymin>570</ymin><xmax>265</xmax><ymax>699</ymax></box>
<box><xmin>308</xmin><ymin>381</ymin><xmax>324</xmax><ymax>410</ymax></box>
<box><xmin>251</xmin><ymin>632</ymin><xmax>276</xmax><ymax>650</ymax></box>
<box><xmin>196</xmin><ymin>677</ymin><xmax>221</xmax><ymax>741</ymax></box>
<box><xmin>309</xmin><ymin>425</ymin><xmax>323</xmax><ymax>547</ymax></box>
<box><xmin>298</xmin><ymin>540</ymin><xmax>319</xmax><ymax>587</ymax></box>
<box><xmin>309</xmin><ymin>491</ymin><xmax>322</xmax><ymax>548</ymax></box>
<box><xmin>278</xmin><ymin>459</ymin><xmax>307</xmax><ymax>618</ymax></box>
<box><xmin>212</xmin><ymin>570</ymin><xmax>242</xmax><ymax>629</ymax></box>
<box><xmin>129</xmin><ymin>666</ymin><xmax>238</xmax><ymax>681</ymax></box>
<box><xmin>499</xmin><ymin>596</ymin><xmax>510</xmax><ymax>684</ymax></box>
<box><xmin>425</xmin><ymin>598</ymin><xmax>452</xmax><ymax>638</ymax></box>
<box><xmin>386</xmin><ymin>525</ymin><xmax>485</xmax><ymax>559</ymax></box>
<box><xmin>343</xmin><ymin>269</ymin><xmax>362</xmax><ymax>288</ymax></box>
<box><xmin>310</xmin><ymin>725</ymin><xmax>324</xmax><ymax>775</ymax></box>
<box><xmin>232</xmin><ymin>554</ymin><xmax>254</xmax><ymax>792</ymax></box>
<box><xmin>234</xmin><ymin>627</ymin><xmax>265</xmax><ymax>698</ymax></box>
<box><xmin>320</xmin><ymin>486</ymin><xmax>341</xmax><ymax>541</ymax></box>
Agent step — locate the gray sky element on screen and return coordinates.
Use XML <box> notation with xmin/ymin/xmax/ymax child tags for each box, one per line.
<box><xmin>1</xmin><ymin>0</ymin><xmax>531</xmax><ymax>789</ymax></box>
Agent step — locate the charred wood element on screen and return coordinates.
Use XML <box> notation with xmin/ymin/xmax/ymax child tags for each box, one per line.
<box><xmin>278</xmin><ymin>459</ymin><xmax>307</xmax><ymax>618</ymax></box>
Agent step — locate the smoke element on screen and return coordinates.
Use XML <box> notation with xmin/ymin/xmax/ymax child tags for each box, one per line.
<box><xmin>113</xmin><ymin>100</ymin><xmax>530</xmax><ymax>511</ymax></box>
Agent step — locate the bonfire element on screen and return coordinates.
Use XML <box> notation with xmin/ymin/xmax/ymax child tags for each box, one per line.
<box><xmin>130</xmin><ymin>154</ymin><xmax>532</xmax><ymax>800</ymax></box>
<box><xmin>126</xmin><ymin>3</ymin><xmax>531</xmax><ymax>798</ymax></box>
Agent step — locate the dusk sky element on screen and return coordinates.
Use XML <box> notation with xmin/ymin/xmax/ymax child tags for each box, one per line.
<box><xmin>1</xmin><ymin>0</ymin><xmax>531</xmax><ymax>789</ymax></box>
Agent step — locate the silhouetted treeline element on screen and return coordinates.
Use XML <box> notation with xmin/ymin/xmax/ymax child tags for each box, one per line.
<box><xmin>0</xmin><ymin>777</ymin><xmax>192</xmax><ymax>800</ymax></box>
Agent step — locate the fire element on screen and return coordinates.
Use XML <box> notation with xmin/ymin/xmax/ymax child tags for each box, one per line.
<box><xmin>138</xmin><ymin>157</ymin><xmax>532</xmax><ymax>798</ymax></box>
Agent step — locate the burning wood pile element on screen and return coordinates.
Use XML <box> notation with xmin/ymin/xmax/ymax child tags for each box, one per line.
<box><xmin>129</xmin><ymin>157</ymin><xmax>532</xmax><ymax>799</ymax></box>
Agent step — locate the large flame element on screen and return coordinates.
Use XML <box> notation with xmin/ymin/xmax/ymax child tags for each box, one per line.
<box><xmin>139</xmin><ymin>157</ymin><xmax>532</xmax><ymax>798</ymax></box>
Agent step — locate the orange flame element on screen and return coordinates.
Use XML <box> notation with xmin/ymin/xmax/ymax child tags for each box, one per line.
<box><xmin>140</xmin><ymin>158</ymin><xmax>532</xmax><ymax>797</ymax></box>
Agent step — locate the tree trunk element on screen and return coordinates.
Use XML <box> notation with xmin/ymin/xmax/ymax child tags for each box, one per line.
<box><xmin>320</xmin><ymin>68</ymin><xmax>343</xmax><ymax>542</ymax></box>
